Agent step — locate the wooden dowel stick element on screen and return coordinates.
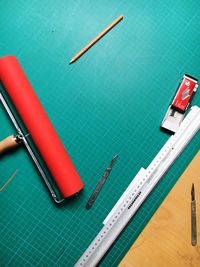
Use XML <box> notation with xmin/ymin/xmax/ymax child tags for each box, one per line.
<box><xmin>69</xmin><ymin>15</ymin><xmax>124</xmax><ymax>64</ymax></box>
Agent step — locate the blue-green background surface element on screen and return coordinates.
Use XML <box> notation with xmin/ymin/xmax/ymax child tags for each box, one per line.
<box><xmin>0</xmin><ymin>1</ymin><xmax>200</xmax><ymax>266</ymax></box>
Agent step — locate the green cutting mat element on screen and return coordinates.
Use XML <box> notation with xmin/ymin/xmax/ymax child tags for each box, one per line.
<box><xmin>0</xmin><ymin>1</ymin><xmax>200</xmax><ymax>266</ymax></box>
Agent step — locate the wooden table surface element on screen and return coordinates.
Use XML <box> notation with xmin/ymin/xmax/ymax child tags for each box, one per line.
<box><xmin>119</xmin><ymin>151</ymin><xmax>200</xmax><ymax>267</ymax></box>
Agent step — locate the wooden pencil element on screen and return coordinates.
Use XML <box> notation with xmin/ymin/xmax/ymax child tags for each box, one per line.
<box><xmin>69</xmin><ymin>15</ymin><xmax>124</xmax><ymax>64</ymax></box>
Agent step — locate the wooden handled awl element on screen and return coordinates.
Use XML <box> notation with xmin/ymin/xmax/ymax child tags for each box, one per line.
<box><xmin>0</xmin><ymin>135</ymin><xmax>19</xmax><ymax>154</ymax></box>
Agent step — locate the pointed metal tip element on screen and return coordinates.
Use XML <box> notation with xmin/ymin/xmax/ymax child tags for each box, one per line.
<box><xmin>192</xmin><ymin>183</ymin><xmax>195</xmax><ymax>192</ymax></box>
<box><xmin>110</xmin><ymin>154</ymin><xmax>119</xmax><ymax>167</ymax></box>
<box><xmin>113</xmin><ymin>154</ymin><xmax>119</xmax><ymax>160</ymax></box>
<box><xmin>69</xmin><ymin>59</ymin><xmax>74</xmax><ymax>64</ymax></box>
<box><xmin>191</xmin><ymin>183</ymin><xmax>195</xmax><ymax>200</ymax></box>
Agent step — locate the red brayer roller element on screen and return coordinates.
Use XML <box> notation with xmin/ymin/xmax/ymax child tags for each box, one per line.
<box><xmin>0</xmin><ymin>55</ymin><xmax>84</xmax><ymax>203</ymax></box>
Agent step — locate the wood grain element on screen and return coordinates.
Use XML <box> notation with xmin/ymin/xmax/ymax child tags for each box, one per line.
<box><xmin>119</xmin><ymin>151</ymin><xmax>200</xmax><ymax>267</ymax></box>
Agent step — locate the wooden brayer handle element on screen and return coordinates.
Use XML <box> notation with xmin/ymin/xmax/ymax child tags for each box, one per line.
<box><xmin>0</xmin><ymin>135</ymin><xmax>19</xmax><ymax>154</ymax></box>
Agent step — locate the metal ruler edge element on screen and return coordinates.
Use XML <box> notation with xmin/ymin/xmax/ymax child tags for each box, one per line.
<box><xmin>74</xmin><ymin>106</ymin><xmax>200</xmax><ymax>267</ymax></box>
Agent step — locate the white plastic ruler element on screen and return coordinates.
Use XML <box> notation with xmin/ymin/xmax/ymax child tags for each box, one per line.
<box><xmin>74</xmin><ymin>106</ymin><xmax>200</xmax><ymax>267</ymax></box>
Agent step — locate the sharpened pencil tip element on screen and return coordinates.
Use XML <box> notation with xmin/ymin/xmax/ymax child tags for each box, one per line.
<box><xmin>69</xmin><ymin>59</ymin><xmax>74</xmax><ymax>64</ymax></box>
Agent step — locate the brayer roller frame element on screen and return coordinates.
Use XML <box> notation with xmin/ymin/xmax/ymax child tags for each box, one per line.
<box><xmin>0</xmin><ymin>56</ymin><xmax>84</xmax><ymax>203</ymax></box>
<box><xmin>0</xmin><ymin>91</ymin><xmax>62</xmax><ymax>203</ymax></box>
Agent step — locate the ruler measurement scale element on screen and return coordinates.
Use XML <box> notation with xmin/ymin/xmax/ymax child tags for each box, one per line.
<box><xmin>75</xmin><ymin>106</ymin><xmax>200</xmax><ymax>267</ymax></box>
